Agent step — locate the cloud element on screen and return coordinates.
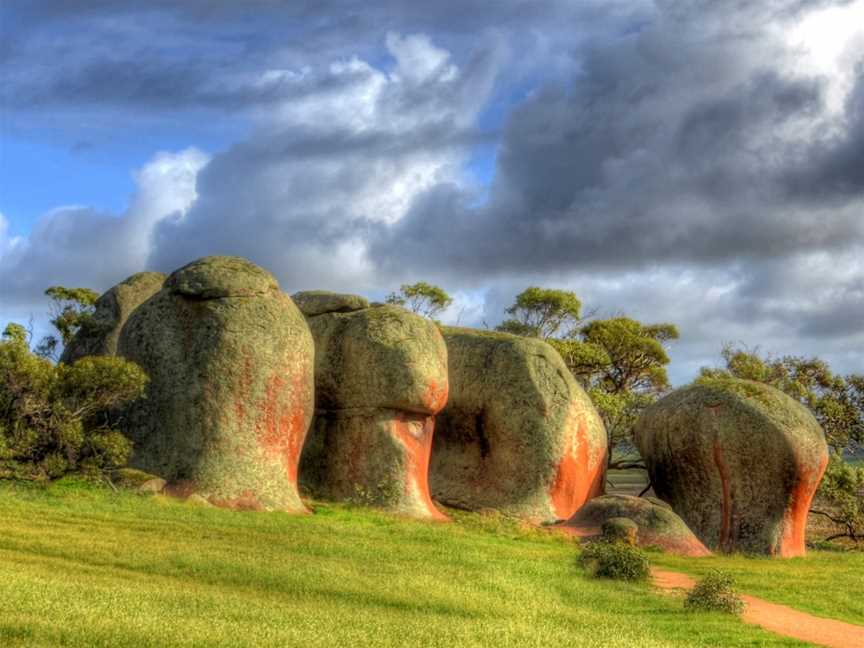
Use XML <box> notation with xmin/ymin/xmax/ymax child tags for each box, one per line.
<box><xmin>146</xmin><ymin>33</ymin><xmax>502</xmax><ymax>292</ymax></box>
<box><xmin>371</xmin><ymin>5</ymin><xmax>864</xmax><ymax>279</ymax></box>
<box><xmin>3</xmin><ymin>2</ymin><xmax>864</xmax><ymax>383</ymax></box>
<box><xmin>0</xmin><ymin>148</ymin><xmax>208</xmax><ymax>314</ymax></box>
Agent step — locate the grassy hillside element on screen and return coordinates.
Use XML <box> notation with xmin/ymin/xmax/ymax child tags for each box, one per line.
<box><xmin>0</xmin><ymin>479</ymin><xmax>856</xmax><ymax>648</ymax></box>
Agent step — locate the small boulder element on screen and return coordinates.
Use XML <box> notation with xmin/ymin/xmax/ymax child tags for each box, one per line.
<box><xmin>291</xmin><ymin>290</ymin><xmax>369</xmax><ymax>316</ymax></box>
<box><xmin>61</xmin><ymin>272</ymin><xmax>165</xmax><ymax>364</ymax></box>
<box><xmin>635</xmin><ymin>379</ymin><xmax>829</xmax><ymax>557</ymax></box>
<box><xmin>429</xmin><ymin>327</ymin><xmax>608</xmax><ymax>523</ymax></box>
<box><xmin>118</xmin><ymin>256</ymin><xmax>315</xmax><ymax>513</ymax></box>
<box><xmin>112</xmin><ymin>467</ymin><xmax>165</xmax><ymax>490</ymax></box>
<box><xmin>561</xmin><ymin>494</ymin><xmax>711</xmax><ymax>557</ymax></box>
<box><xmin>138</xmin><ymin>477</ymin><xmax>167</xmax><ymax>494</ymax></box>
<box><xmin>298</xmin><ymin>302</ymin><xmax>448</xmax><ymax>520</ymax></box>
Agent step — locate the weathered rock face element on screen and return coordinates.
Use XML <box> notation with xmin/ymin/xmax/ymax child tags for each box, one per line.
<box><xmin>561</xmin><ymin>495</ymin><xmax>711</xmax><ymax>557</ymax></box>
<box><xmin>298</xmin><ymin>301</ymin><xmax>448</xmax><ymax>520</ymax></box>
<box><xmin>428</xmin><ymin>327</ymin><xmax>607</xmax><ymax>523</ymax></box>
<box><xmin>118</xmin><ymin>256</ymin><xmax>314</xmax><ymax>512</ymax></box>
<box><xmin>291</xmin><ymin>290</ymin><xmax>369</xmax><ymax>316</ymax></box>
<box><xmin>61</xmin><ymin>272</ymin><xmax>166</xmax><ymax>364</ymax></box>
<box><xmin>635</xmin><ymin>379</ymin><xmax>829</xmax><ymax>557</ymax></box>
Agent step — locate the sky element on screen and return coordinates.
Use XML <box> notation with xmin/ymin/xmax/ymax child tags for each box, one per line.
<box><xmin>1</xmin><ymin>0</ymin><xmax>863</xmax><ymax>384</ymax></box>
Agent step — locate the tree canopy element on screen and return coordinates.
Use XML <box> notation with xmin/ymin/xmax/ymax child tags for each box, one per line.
<box><xmin>385</xmin><ymin>282</ymin><xmax>452</xmax><ymax>319</ymax></box>
<box><xmin>495</xmin><ymin>287</ymin><xmax>582</xmax><ymax>339</ymax></box>
<box><xmin>1</xmin><ymin>322</ymin><xmax>147</xmax><ymax>480</ymax></box>
<box><xmin>35</xmin><ymin>286</ymin><xmax>100</xmax><ymax>359</ymax></box>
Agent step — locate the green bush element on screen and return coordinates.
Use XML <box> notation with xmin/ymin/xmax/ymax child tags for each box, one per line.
<box><xmin>684</xmin><ymin>570</ymin><xmax>745</xmax><ymax>615</ymax></box>
<box><xmin>578</xmin><ymin>541</ymin><xmax>650</xmax><ymax>581</ymax></box>
<box><xmin>0</xmin><ymin>323</ymin><xmax>146</xmax><ymax>480</ymax></box>
<box><xmin>813</xmin><ymin>453</ymin><xmax>864</xmax><ymax>543</ymax></box>
<box><xmin>601</xmin><ymin>517</ymin><xmax>638</xmax><ymax>545</ymax></box>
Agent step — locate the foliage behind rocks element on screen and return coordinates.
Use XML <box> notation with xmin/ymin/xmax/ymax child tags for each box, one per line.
<box><xmin>812</xmin><ymin>453</ymin><xmax>864</xmax><ymax>543</ymax></box>
<box><xmin>684</xmin><ymin>570</ymin><xmax>745</xmax><ymax>615</ymax></box>
<box><xmin>0</xmin><ymin>323</ymin><xmax>147</xmax><ymax>480</ymax></box>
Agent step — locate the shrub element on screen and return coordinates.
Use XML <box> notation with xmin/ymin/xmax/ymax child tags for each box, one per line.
<box><xmin>684</xmin><ymin>570</ymin><xmax>745</xmax><ymax>615</ymax></box>
<box><xmin>578</xmin><ymin>541</ymin><xmax>650</xmax><ymax>581</ymax></box>
<box><xmin>0</xmin><ymin>323</ymin><xmax>146</xmax><ymax>480</ymax></box>
<box><xmin>601</xmin><ymin>517</ymin><xmax>638</xmax><ymax>545</ymax></box>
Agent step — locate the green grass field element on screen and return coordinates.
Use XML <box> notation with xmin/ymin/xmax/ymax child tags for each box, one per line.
<box><xmin>1</xmin><ymin>479</ymin><xmax>859</xmax><ymax>648</ymax></box>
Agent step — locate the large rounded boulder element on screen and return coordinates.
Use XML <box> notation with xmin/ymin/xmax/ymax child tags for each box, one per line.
<box><xmin>428</xmin><ymin>327</ymin><xmax>607</xmax><ymax>523</ymax></box>
<box><xmin>560</xmin><ymin>495</ymin><xmax>711</xmax><ymax>556</ymax></box>
<box><xmin>635</xmin><ymin>379</ymin><xmax>829</xmax><ymax>557</ymax></box>
<box><xmin>295</xmin><ymin>295</ymin><xmax>449</xmax><ymax>520</ymax></box>
<box><xmin>61</xmin><ymin>272</ymin><xmax>166</xmax><ymax>364</ymax></box>
<box><xmin>118</xmin><ymin>256</ymin><xmax>314</xmax><ymax>512</ymax></box>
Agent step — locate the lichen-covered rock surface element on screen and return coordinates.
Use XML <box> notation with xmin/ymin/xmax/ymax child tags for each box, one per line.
<box><xmin>635</xmin><ymin>379</ymin><xmax>829</xmax><ymax>557</ymax></box>
<box><xmin>291</xmin><ymin>290</ymin><xmax>369</xmax><ymax>316</ymax></box>
<box><xmin>299</xmin><ymin>302</ymin><xmax>448</xmax><ymax>520</ymax></box>
<box><xmin>561</xmin><ymin>495</ymin><xmax>711</xmax><ymax>557</ymax></box>
<box><xmin>428</xmin><ymin>327</ymin><xmax>607</xmax><ymax>523</ymax></box>
<box><xmin>61</xmin><ymin>272</ymin><xmax>165</xmax><ymax>364</ymax></box>
<box><xmin>117</xmin><ymin>256</ymin><xmax>314</xmax><ymax>512</ymax></box>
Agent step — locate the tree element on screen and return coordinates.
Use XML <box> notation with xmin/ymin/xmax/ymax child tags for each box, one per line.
<box><xmin>496</xmin><ymin>288</ymin><xmax>679</xmax><ymax>468</ymax></box>
<box><xmin>810</xmin><ymin>454</ymin><xmax>863</xmax><ymax>543</ymax></box>
<box><xmin>385</xmin><ymin>282</ymin><xmax>453</xmax><ymax>319</ymax></box>
<box><xmin>699</xmin><ymin>344</ymin><xmax>863</xmax><ymax>452</ymax></box>
<box><xmin>0</xmin><ymin>322</ymin><xmax>147</xmax><ymax>480</ymax></box>
<box><xmin>35</xmin><ymin>286</ymin><xmax>100</xmax><ymax>359</ymax></box>
<box><xmin>556</xmin><ymin>318</ymin><xmax>679</xmax><ymax>467</ymax></box>
<box><xmin>495</xmin><ymin>287</ymin><xmax>583</xmax><ymax>339</ymax></box>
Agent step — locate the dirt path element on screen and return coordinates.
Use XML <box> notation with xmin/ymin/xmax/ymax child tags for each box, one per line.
<box><xmin>652</xmin><ymin>569</ymin><xmax>864</xmax><ymax>648</ymax></box>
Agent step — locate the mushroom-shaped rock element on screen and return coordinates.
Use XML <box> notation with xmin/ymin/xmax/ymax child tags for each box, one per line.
<box><xmin>291</xmin><ymin>290</ymin><xmax>369</xmax><ymax>316</ymax></box>
<box><xmin>561</xmin><ymin>495</ymin><xmax>711</xmax><ymax>557</ymax></box>
<box><xmin>428</xmin><ymin>327</ymin><xmax>607</xmax><ymax>523</ymax></box>
<box><xmin>298</xmin><ymin>302</ymin><xmax>448</xmax><ymax>520</ymax></box>
<box><xmin>635</xmin><ymin>379</ymin><xmax>829</xmax><ymax>557</ymax></box>
<box><xmin>117</xmin><ymin>256</ymin><xmax>314</xmax><ymax>512</ymax></box>
<box><xmin>61</xmin><ymin>272</ymin><xmax>166</xmax><ymax>364</ymax></box>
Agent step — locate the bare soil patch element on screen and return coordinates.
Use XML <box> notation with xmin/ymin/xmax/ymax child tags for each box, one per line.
<box><xmin>652</xmin><ymin>569</ymin><xmax>864</xmax><ymax>648</ymax></box>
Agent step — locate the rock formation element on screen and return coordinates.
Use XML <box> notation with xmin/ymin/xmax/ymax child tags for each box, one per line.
<box><xmin>635</xmin><ymin>379</ymin><xmax>829</xmax><ymax>557</ymax></box>
<box><xmin>292</xmin><ymin>290</ymin><xmax>370</xmax><ymax>316</ymax></box>
<box><xmin>117</xmin><ymin>256</ymin><xmax>314</xmax><ymax>512</ymax></box>
<box><xmin>561</xmin><ymin>494</ymin><xmax>711</xmax><ymax>556</ymax></box>
<box><xmin>61</xmin><ymin>272</ymin><xmax>165</xmax><ymax>364</ymax></box>
<box><xmin>428</xmin><ymin>327</ymin><xmax>607</xmax><ymax>523</ymax></box>
<box><xmin>295</xmin><ymin>294</ymin><xmax>448</xmax><ymax>520</ymax></box>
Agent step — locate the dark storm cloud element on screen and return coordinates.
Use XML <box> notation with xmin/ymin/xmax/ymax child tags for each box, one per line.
<box><xmin>2</xmin><ymin>0</ymin><xmax>863</xmax><ymax>379</ymax></box>
<box><xmin>370</xmin><ymin>2</ymin><xmax>864</xmax><ymax>279</ymax></box>
<box><xmin>782</xmin><ymin>67</ymin><xmax>864</xmax><ymax>201</ymax></box>
<box><xmin>1</xmin><ymin>0</ymin><xmax>634</xmax><ymax>117</ymax></box>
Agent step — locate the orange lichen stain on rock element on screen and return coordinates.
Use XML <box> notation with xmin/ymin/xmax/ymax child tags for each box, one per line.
<box><xmin>713</xmin><ymin>439</ymin><xmax>733</xmax><ymax>552</ymax></box>
<box><xmin>549</xmin><ymin>410</ymin><xmax>606</xmax><ymax>520</ymax></box>
<box><xmin>422</xmin><ymin>379</ymin><xmax>449</xmax><ymax>415</ymax></box>
<box><xmin>778</xmin><ymin>449</ymin><xmax>829</xmax><ymax>558</ymax></box>
<box><xmin>255</xmin><ymin>366</ymin><xmax>312</xmax><ymax>484</ymax></box>
<box><xmin>392</xmin><ymin>413</ymin><xmax>449</xmax><ymax>521</ymax></box>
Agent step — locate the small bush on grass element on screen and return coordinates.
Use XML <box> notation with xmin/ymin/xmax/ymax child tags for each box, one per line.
<box><xmin>684</xmin><ymin>570</ymin><xmax>745</xmax><ymax>615</ymax></box>
<box><xmin>578</xmin><ymin>541</ymin><xmax>650</xmax><ymax>581</ymax></box>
